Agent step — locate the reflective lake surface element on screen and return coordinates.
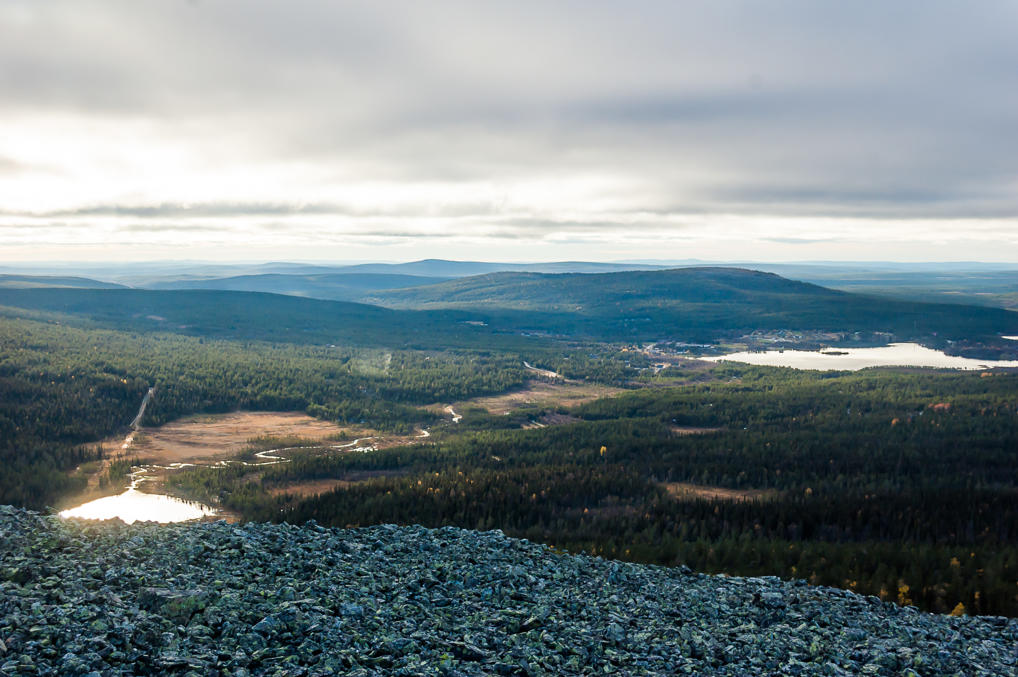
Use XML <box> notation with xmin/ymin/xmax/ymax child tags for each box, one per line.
<box><xmin>58</xmin><ymin>437</ymin><xmax>376</xmax><ymax>525</ymax></box>
<box><xmin>59</xmin><ymin>488</ymin><xmax>216</xmax><ymax>524</ymax></box>
<box><xmin>705</xmin><ymin>342</ymin><xmax>1018</xmax><ymax>371</ymax></box>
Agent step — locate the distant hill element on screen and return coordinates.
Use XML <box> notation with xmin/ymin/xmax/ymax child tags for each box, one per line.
<box><xmin>365</xmin><ymin>267</ymin><xmax>1018</xmax><ymax>343</ymax></box>
<box><xmin>0</xmin><ymin>274</ymin><xmax>126</xmax><ymax>290</ymax></box>
<box><xmin>131</xmin><ymin>262</ymin><xmax>672</xmax><ymax>302</ymax></box>
<box><xmin>330</xmin><ymin>259</ymin><xmax>667</xmax><ymax>278</ymax></box>
<box><xmin>0</xmin><ymin>288</ymin><xmax>519</xmax><ymax>350</ymax></box>
<box><xmin>753</xmin><ymin>267</ymin><xmax>1018</xmax><ymax>311</ymax></box>
<box><xmin>2</xmin><ymin>267</ymin><xmax>1017</xmax><ymax>348</ymax></box>
<box><xmin>72</xmin><ymin>259</ymin><xmax>669</xmax><ymax>289</ymax></box>
<box><xmin>367</xmin><ymin>267</ymin><xmax>836</xmax><ymax>311</ymax></box>
<box><xmin>143</xmin><ymin>273</ymin><xmax>452</xmax><ymax>301</ymax></box>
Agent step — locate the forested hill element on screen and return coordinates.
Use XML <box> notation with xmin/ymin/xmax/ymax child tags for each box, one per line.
<box><xmin>3</xmin><ymin>267</ymin><xmax>1018</xmax><ymax>346</ymax></box>
<box><xmin>365</xmin><ymin>266</ymin><xmax>1018</xmax><ymax>343</ymax></box>
<box><xmin>0</xmin><ymin>274</ymin><xmax>126</xmax><ymax>289</ymax></box>
<box><xmin>0</xmin><ymin>288</ymin><xmax>514</xmax><ymax>350</ymax></box>
<box><xmin>143</xmin><ymin>272</ymin><xmax>453</xmax><ymax>301</ymax></box>
<box><xmin>367</xmin><ymin>267</ymin><xmax>840</xmax><ymax>310</ymax></box>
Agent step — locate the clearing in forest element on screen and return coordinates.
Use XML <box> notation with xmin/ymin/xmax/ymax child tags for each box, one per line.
<box><xmin>662</xmin><ymin>482</ymin><xmax>779</xmax><ymax>502</ymax></box>
<box><xmin>267</xmin><ymin>470</ymin><xmax>410</xmax><ymax>498</ymax></box>
<box><xmin>448</xmin><ymin>379</ymin><xmax>622</xmax><ymax>415</ymax></box>
<box><xmin>72</xmin><ymin>412</ymin><xmax>389</xmax><ymax>506</ymax></box>
<box><xmin>99</xmin><ymin>411</ymin><xmax>367</xmax><ymax>463</ymax></box>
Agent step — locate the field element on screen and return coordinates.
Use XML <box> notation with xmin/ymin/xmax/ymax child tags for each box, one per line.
<box><xmin>661</xmin><ymin>482</ymin><xmax>778</xmax><ymax>502</ymax></box>
<box><xmin>124</xmin><ymin>411</ymin><xmax>356</xmax><ymax>461</ymax></box>
<box><xmin>63</xmin><ymin>412</ymin><xmax>382</xmax><ymax>509</ymax></box>
<box><xmin>447</xmin><ymin>379</ymin><xmax>622</xmax><ymax>415</ymax></box>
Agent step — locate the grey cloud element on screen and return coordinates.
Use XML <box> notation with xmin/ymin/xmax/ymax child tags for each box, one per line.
<box><xmin>763</xmin><ymin>237</ymin><xmax>840</xmax><ymax>245</ymax></box>
<box><xmin>117</xmin><ymin>223</ymin><xmax>226</xmax><ymax>233</ymax></box>
<box><xmin>0</xmin><ymin>156</ymin><xmax>24</xmax><ymax>174</ymax></box>
<box><xmin>10</xmin><ymin>201</ymin><xmax>505</xmax><ymax>220</ymax></box>
<box><xmin>27</xmin><ymin>203</ymin><xmax>346</xmax><ymax>219</ymax></box>
<box><xmin>702</xmin><ymin>184</ymin><xmax>1018</xmax><ymax>220</ymax></box>
<box><xmin>0</xmin><ymin>222</ymin><xmax>50</xmax><ymax>230</ymax></box>
<box><xmin>0</xmin><ymin>0</ymin><xmax>1016</xmax><ymax>244</ymax></box>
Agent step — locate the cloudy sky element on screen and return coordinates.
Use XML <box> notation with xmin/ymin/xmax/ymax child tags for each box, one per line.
<box><xmin>1</xmin><ymin>1</ymin><xmax>1017</xmax><ymax>263</ymax></box>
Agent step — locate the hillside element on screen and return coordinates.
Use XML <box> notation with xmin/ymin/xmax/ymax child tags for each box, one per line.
<box><xmin>0</xmin><ymin>274</ymin><xmax>126</xmax><ymax>289</ymax></box>
<box><xmin>4</xmin><ymin>507</ymin><xmax>1015</xmax><ymax>675</ymax></box>
<box><xmin>4</xmin><ymin>268</ymin><xmax>1018</xmax><ymax>349</ymax></box>
<box><xmin>314</xmin><ymin>258</ymin><xmax>667</xmax><ymax>278</ymax></box>
<box><xmin>49</xmin><ymin>259</ymin><xmax>667</xmax><ymax>288</ymax></box>
<box><xmin>143</xmin><ymin>272</ymin><xmax>453</xmax><ymax>301</ymax></box>
<box><xmin>367</xmin><ymin>267</ymin><xmax>841</xmax><ymax>311</ymax></box>
<box><xmin>0</xmin><ymin>288</ymin><xmax>519</xmax><ymax>350</ymax></box>
<box><xmin>366</xmin><ymin>267</ymin><xmax>1018</xmax><ymax>343</ymax></box>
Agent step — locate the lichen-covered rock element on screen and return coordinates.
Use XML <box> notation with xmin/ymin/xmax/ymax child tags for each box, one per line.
<box><xmin>0</xmin><ymin>505</ymin><xmax>1015</xmax><ymax>675</ymax></box>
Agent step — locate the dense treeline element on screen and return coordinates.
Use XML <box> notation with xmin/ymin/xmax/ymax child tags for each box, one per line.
<box><xmin>0</xmin><ymin>288</ymin><xmax>528</xmax><ymax>350</ymax></box>
<box><xmin>0</xmin><ymin>315</ymin><xmax>530</xmax><ymax>506</ymax></box>
<box><xmin>6</xmin><ymin>295</ymin><xmax>1018</xmax><ymax>615</ymax></box>
<box><xmin>172</xmin><ymin>366</ymin><xmax>1018</xmax><ymax>615</ymax></box>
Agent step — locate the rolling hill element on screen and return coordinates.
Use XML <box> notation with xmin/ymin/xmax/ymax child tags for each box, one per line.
<box><xmin>307</xmin><ymin>258</ymin><xmax>667</xmax><ymax>278</ymax></box>
<box><xmin>2</xmin><ymin>267</ymin><xmax>1017</xmax><ymax>349</ymax></box>
<box><xmin>364</xmin><ymin>267</ymin><xmax>1018</xmax><ymax>343</ymax></box>
<box><xmin>0</xmin><ymin>288</ymin><xmax>514</xmax><ymax>350</ymax></box>
<box><xmin>143</xmin><ymin>272</ymin><xmax>452</xmax><ymax>301</ymax></box>
<box><xmin>0</xmin><ymin>274</ymin><xmax>126</xmax><ymax>290</ymax></box>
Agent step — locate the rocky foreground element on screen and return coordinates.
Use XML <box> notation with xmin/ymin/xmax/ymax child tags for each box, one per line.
<box><xmin>1</xmin><ymin>507</ymin><xmax>1015</xmax><ymax>676</ymax></box>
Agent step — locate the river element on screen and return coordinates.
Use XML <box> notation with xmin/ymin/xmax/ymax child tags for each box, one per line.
<box><xmin>60</xmin><ymin>384</ymin><xmax>383</xmax><ymax>524</ymax></box>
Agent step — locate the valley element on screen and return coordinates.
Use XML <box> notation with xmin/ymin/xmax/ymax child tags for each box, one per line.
<box><xmin>2</xmin><ymin>263</ymin><xmax>1018</xmax><ymax>618</ymax></box>
<box><xmin>7</xmin><ymin>7</ymin><xmax>1017</xmax><ymax>670</ymax></box>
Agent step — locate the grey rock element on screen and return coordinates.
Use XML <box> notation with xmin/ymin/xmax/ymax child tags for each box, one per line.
<box><xmin>0</xmin><ymin>506</ymin><xmax>1013</xmax><ymax>676</ymax></box>
<box><xmin>138</xmin><ymin>587</ymin><xmax>208</xmax><ymax>625</ymax></box>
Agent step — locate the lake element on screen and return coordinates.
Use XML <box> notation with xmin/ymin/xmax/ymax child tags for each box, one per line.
<box><xmin>704</xmin><ymin>342</ymin><xmax>1018</xmax><ymax>371</ymax></box>
<box><xmin>59</xmin><ymin>488</ymin><xmax>216</xmax><ymax>524</ymax></box>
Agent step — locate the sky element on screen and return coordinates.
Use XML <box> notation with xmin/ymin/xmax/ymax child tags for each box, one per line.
<box><xmin>1</xmin><ymin>1</ymin><xmax>1017</xmax><ymax>264</ymax></box>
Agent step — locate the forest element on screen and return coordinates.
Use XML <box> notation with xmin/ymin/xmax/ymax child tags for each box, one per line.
<box><xmin>2</xmin><ymin>285</ymin><xmax>1017</xmax><ymax>617</ymax></box>
<box><xmin>164</xmin><ymin>366</ymin><xmax>1018</xmax><ymax>616</ymax></box>
<box><xmin>0</xmin><ymin>305</ymin><xmax>639</xmax><ymax>506</ymax></box>
<box><xmin>0</xmin><ymin>312</ymin><xmax>534</xmax><ymax>506</ymax></box>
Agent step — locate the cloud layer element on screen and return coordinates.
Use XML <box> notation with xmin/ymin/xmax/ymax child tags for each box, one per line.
<box><xmin>1</xmin><ymin>1</ymin><xmax>1017</xmax><ymax>261</ymax></box>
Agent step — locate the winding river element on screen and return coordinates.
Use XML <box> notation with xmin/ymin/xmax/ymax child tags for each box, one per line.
<box><xmin>60</xmin><ymin>388</ymin><xmax>382</xmax><ymax>524</ymax></box>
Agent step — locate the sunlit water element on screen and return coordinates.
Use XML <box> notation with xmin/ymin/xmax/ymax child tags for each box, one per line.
<box><xmin>704</xmin><ymin>342</ymin><xmax>1018</xmax><ymax>371</ymax></box>
<box><xmin>59</xmin><ymin>437</ymin><xmax>380</xmax><ymax>524</ymax></box>
<box><xmin>60</xmin><ymin>488</ymin><xmax>216</xmax><ymax>524</ymax></box>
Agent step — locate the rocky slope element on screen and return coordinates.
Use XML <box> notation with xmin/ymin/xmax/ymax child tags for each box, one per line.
<box><xmin>1</xmin><ymin>506</ymin><xmax>1015</xmax><ymax>676</ymax></box>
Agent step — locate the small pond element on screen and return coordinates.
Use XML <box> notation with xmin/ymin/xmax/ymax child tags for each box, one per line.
<box><xmin>59</xmin><ymin>488</ymin><xmax>216</xmax><ymax>524</ymax></box>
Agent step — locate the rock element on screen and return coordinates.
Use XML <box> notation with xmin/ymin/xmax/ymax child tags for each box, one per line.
<box><xmin>138</xmin><ymin>588</ymin><xmax>208</xmax><ymax>625</ymax></box>
<box><xmin>755</xmin><ymin>591</ymin><xmax>787</xmax><ymax>609</ymax></box>
<box><xmin>0</xmin><ymin>506</ymin><xmax>1012</xmax><ymax>676</ymax></box>
<box><xmin>251</xmin><ymin>616</ymin><xmax>281</xmax><ymax>635</ymax></box>
<box><xmin>339</xmin><ymin>603</ymin><xmax>364</xmax><ymax>618</ymax></box>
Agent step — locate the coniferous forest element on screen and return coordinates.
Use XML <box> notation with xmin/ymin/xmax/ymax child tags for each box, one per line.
<box><xmin>2</xmin><ymin>284</ymin><xmax>1017</xmax><ymax>617</ymax></box>
<box><xmin>167</xmin><ymin>366</ymin><xmax>1018</xmax><ymax>617</ymax></box>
